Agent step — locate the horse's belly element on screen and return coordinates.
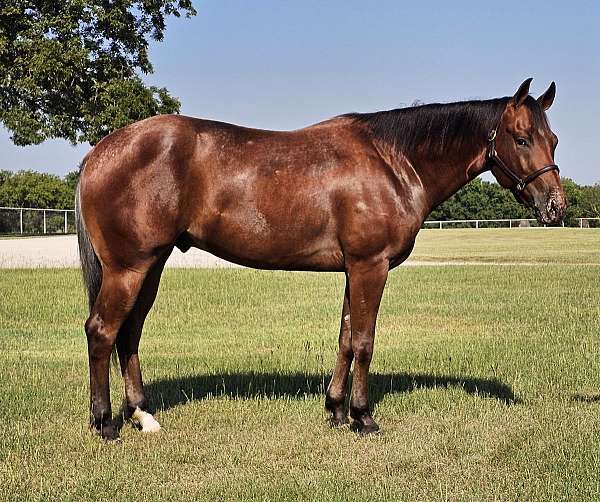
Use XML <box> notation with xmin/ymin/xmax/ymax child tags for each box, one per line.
<box><xmin>207</xmin><ymin>244</ymin><xmax>344</xmax><ymax>271</ymax></box>
<box><xmin>189</xmin><ymin>223</ymin><xmax>344</xmax><ymax>271</ymax></box>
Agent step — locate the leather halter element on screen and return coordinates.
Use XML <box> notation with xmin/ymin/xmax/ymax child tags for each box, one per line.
<box><xmin>486</xmin><ymin>129</ymin><xmax>559</xmax><ymax>193</ymax></box>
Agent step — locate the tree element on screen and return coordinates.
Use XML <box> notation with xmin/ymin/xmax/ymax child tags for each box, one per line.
<box><xmin>560</xmin><ymin>178</ymin><xmax>584</xmax><ymax>225</ymax></box>
<box><xmin>581</xmin><ymin>184</ymin><xmax>600</xmax><ymax>218</ymax></box>
<box><xmin>428</xmin><ymin>178</ymin><xmax>531</xmax><ymax>221</ymax></box>
<box><xmin>0</xmin><ymin>170</ymin><xmax>75</xmax><ymax>208</ymax></box>
<box><xmin>0</xmin><ymin>0</ymin><xmax>196</xmax><ymax>146</ymax></box>
<box><xmin>64</xmin><ymin>170</ymin><xmax>80</xmax><ymax>194</ymax></box>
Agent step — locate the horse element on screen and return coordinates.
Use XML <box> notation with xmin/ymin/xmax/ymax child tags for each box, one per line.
<box><xmin>76</xmin><ymin>78</ymin><xmax>566</xmax><ymax>440</ymax></box>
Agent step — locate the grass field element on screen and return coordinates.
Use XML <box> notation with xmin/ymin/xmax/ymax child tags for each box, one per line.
<box><xmin>1</xmin><ymin>229</ymin><xmax>599</xmax><ymax>501</ymax></box>
<box><xmin>410</xmin><ymin>228</ymin><xmax>600</xmax><ymax>264</ymax></box>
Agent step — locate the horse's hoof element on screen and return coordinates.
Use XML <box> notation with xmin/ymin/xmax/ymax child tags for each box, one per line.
<box><xmin>328</xmin><ymin>415</ymin><xmax>349</xmax><ymax>428</ymax></box>
<box><xmin>351</xmin><ymin>420</ymin><xmax>380</xmax><ymax>435</ymax></box>
<box><xmin>104</xmin><ymin>435</ymin><xmax>123</xmax><ymax>443</ymax></box>
<box><xmin>131</xmin><ymin>407</ymin><xmax>161</xmax><ymax>433</ymax></box>
<box><xmin>94</xmin><ymin>423</ymin><xmax>121</xmax><ymax>442</ymax></box>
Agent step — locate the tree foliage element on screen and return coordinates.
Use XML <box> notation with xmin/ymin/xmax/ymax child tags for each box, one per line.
<box><xmin>0</xmin><ymin>0</ymin><xmax>196</xmax><ymax>146</ymax></box>
<box><xmin>428</xmin><ymin>177</ymin><xmax>599</xmax><ymax>223</ymax></box>
<box><xmin>581</xmin><ymin>184</ymin><xmax>600</xmax><ymax>218</ymax></box>
<box><xmin>429</xmin><ymin>178</ymin><xmax>531</xmax><ymax>221</ymax></box>
<box><xmin>560</xmin><ymin>178</ymin><xmax>584</xmax><ymax>225</ymax></box>
<box><xmin>0</xmin><ymin>170</ymin><xmax>76</xmax><ymax>208</ymax></box>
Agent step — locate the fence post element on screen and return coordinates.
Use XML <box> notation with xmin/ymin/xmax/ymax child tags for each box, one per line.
<box><xmin>20</xmin><ymin>208</ymin><xmax>23</xmax><ymax>234</ymax></box>
<box><xmin>43</xmin><ymin>210</ymin><xmax>46</xmax><ymax>234</ymax></box>
<box><xmin>475</xmin><ymin>220</ymin><xmax>479</xmax><ymax>229</ymax></box>
<box><xmin>439</xmin><ymin>221</ymin><xmax>442</xmax><ymax>229</ymax></box>
<box><xmin>509</xmin><ymin>220</ymin><xmax>512</xmax><ymax>229</ymax></box>
<box><xmin>64</xmin><ymin>211</ymin><xmax>68</xmax><ymax>233</ymax></box>
<box><xmin>580</xmin><ymin>218</ymin><xmax>583</xmax><ymax>229</ymax></box>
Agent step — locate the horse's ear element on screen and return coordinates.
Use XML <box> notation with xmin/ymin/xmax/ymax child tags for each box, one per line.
<box><xmin>537</xmin><ymin>82</ymin><xmax>556</xmax><ymax>111</ymax></box>
<box><xmin>512</xmin><ymin>78</ymin><xmax>533</xmax><ymax>107</ymax></box>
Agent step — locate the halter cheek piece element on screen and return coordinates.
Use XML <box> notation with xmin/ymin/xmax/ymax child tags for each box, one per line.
<box><xmin>486</xmin><ymin>129</ymin><xmax>559</xmax><ymax>193</ymax></box>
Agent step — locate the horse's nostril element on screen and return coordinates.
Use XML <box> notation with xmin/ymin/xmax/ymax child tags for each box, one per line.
<box><xmin>546</xmin><ymin>196</ymin><xmax>565</xmax><ymax>223</ymax></box>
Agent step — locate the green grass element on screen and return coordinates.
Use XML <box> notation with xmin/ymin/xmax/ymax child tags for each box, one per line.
<box><xmin>411</xmin><ymin>228</ymin><xmax>600</xmax><ymax>263</ymax></box>
<box><xmin>1</xmin><ymin>230</ymin><xmax>600</xmax><ymax>501</ymax></box>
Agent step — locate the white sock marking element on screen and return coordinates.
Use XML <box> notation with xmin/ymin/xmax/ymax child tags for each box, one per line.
<box><xmin>131</xmin><ymin>407</ymin><xmax>161</xmax><ymax>433</ymax></box>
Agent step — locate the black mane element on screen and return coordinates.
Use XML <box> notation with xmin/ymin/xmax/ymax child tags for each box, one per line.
<box><xmin>344</xmin><ymin>97</ymin><xmax>545</xmax><ymax>157</ymax></box>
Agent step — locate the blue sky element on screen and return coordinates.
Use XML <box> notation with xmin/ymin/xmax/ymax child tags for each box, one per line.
<box><xmin>1</xmin><ymin>0</ymin><xmax>599</xmax><ymax>183</ymax></box>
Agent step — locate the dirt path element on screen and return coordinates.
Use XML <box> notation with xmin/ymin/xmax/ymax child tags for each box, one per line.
<box><xmin>0</xmin><ymin>235</ymin><xmax>239</xmax><ymax>268</ymax></box>
<box><xmin>1</xmin><ymin>235</ymin><xmax>591</xmax><ymax>268</ymax></box>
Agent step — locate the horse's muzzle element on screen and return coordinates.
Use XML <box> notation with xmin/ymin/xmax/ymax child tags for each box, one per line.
<box><xmin>534</xmin><ymin>189</ymin><xmax>566</xmax><ymax>225</ymax></box>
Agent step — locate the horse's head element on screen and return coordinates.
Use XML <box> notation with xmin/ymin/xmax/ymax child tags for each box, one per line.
<box><xmin>489</xmin><ymin>78</ymin><xmax>566</xmax><ymax>225</ymax></box>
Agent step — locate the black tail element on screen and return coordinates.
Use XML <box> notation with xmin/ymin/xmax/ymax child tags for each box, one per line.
<box><xmin>75</xmin><ymin>166</ymin><xmax>102</xmax><ymax>313</ymax></box>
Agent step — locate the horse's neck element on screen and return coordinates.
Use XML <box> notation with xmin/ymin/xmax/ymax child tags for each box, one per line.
<box><xmin>363</xmin><ymin>99</ymin><xmax>506</xmax><ymax>217</ymax></box>
<box><xmin>409</xmin><ymin>146</ymin><xmax>488</xmax><ymax>214</ymax></box>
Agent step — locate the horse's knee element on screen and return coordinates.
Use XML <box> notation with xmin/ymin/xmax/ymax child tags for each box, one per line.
<box><xmin>339</xmin><ymin>343</ymin><xmax>353</xmax><ymax>360</ymax></box>
<box><xmin>352</xmin><ymin>338</ymin><xmax>374</xmax><ymax>364</ymax></box>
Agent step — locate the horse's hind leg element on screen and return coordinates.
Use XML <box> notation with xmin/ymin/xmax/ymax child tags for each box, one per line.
<box><xmin>85</xmin><ymin>266</ymin><xmax>149</xmax><ymax>440</ymax></box>
<box><xmin>116</xmin><ymin>252</ymin><xmax>170</xmax><ymax>432</ymax></box>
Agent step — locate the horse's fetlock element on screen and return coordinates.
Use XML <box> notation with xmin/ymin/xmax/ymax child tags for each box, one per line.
<box><xmin>125</xmin><ymin>396</ymin><xmax>149</xmax><ymax>418</ymax></box>
<box><xmin>90</xmin><ymin>404</ymin><xmax>111</xmax><ymax>430</ymax></box>
<box><xmin>325</xmin><ymin>393</ymin><xmax>344</xmax><ymax>412</ymax></box>
<box><xmin>349</xmin><ymin>402</ymin><xmax>371</xmax><ymax>421</ymax></box>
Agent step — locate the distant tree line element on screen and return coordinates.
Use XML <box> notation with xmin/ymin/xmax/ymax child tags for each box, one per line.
<box><xmin>0</xmin><ymin>170</ymin><xmax>78</xmax><ymax>209</ymax></box>
<box><xmin>1</xmin><ymin>170</ymin><xmax>599</xmax><ymax>224</ymax></box>
<box><xmin>429</xmin><ymin>177</ymin><xmax>600</xmax><ymax>225</ymax></box>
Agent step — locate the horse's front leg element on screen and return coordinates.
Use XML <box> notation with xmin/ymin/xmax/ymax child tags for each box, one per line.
<box><xmin>325</xmin><ymin>280</ymin><xmax>352</xmax><ymax>426</ymax></box>
<box><xmin>346</xmin><ymin>258</ymin><xmax>388</xmax><ymax>434</ymax></box>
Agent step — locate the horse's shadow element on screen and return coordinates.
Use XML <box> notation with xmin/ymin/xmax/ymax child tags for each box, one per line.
<box><xmin>144</xmin><ymin>370</ymin><xmax>519</xmax><ymax>413</ymax></box>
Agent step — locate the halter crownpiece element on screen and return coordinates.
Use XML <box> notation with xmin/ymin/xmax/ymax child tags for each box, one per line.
<box><xmin>486</xmin><ymin>128</ymin><xmax>559</xmax><ymax>193</ymax></box>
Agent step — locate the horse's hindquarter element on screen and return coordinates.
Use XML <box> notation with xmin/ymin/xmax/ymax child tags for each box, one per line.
<box><xmin>80</xmin><ymin>115</ymin><xmax>200</xmax><ymax>269</ymax></box>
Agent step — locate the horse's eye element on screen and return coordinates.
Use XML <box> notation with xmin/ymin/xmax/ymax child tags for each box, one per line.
<box><xmin>516</xmin><ymin>137</ymin><xmax>529</xmax><ymax>147</ymax></box>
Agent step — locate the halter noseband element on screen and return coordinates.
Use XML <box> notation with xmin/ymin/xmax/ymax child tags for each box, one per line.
<box><xmin>486</xmin><ymin>129</ymin><xmax>559</xmax><ymax>193</ymax></box>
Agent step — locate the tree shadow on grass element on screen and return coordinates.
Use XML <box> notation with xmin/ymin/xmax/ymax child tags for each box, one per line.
<box><xmin>144</xmin><ymin>371</ymin><xmax>519</xmax><ymax>413</ymax></box>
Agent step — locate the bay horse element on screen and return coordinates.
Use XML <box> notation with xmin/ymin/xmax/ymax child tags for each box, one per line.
<box><xmin>76</xmin><ymin>78</ymin><xmax>566</xmax><ymax>440</ymax></box>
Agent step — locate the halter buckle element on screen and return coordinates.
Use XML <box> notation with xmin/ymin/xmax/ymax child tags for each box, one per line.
<box><xmin>516</xmin><ymin>180</ymin><xmax>526</xmax><ymax>192</ymax></box>
<box><xmin>488</xmin><ymin>129</ymin><xmax>497</xmax><ymax>142</ymax></box>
